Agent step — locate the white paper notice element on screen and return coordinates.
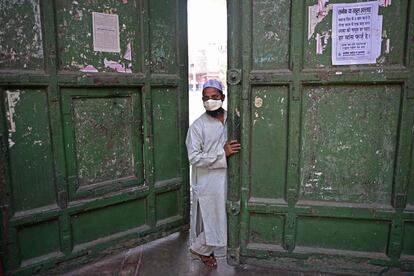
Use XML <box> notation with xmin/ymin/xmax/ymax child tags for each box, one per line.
<box><xmin>332</xmin><ymin>1</ymin><xmax>382</xmax><ymax>65</ymax></box>
<box><xmin>92</xmin><ymin>12</ymin><xmax>120</xmax><ymax>53</ymax></box>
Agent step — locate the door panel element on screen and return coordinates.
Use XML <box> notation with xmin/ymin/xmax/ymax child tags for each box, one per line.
<box><xmin>252</xmin><ymin>0</ymin><xmax>291</xmax><ymax>70</ymax></box>
<box><xmin>227</xmin><ymin>0</ymin><xmax>414</xmax><ymax>272</ymax></box>
<box><xmin>152</xmin><ymin>87</ymin><xmax>180</xmax><ymax>183</ymax></box>
<box><xmin>295</xmin><ymin>217</ymin><xmax>390</xmax><ymax>254</ymax></box>
<box><xmin>70</xmin><ymin>198</ymin><xmax>147</xmax><ymax>250</ymax></box>
<box><xmin>248</xmin><ymin>213</ymin><xmax>284</xmax><ymax>247</ymax></box>
<box><xmin>61</xmin><ymin>88</ymin><xmax>144</xmax><ymax>199</ymax></box>
<box><xmin>0</xmin><ymin>0</ymin><xmax>188</xmax><ymax>274</ymax></box>
<box><xmin>403</xmin><ymin>222</ymin><xmax>414</xmax><ymax>256</ymax></box>
<box><xmin>149</xmin><ymin>0</ymin><xmax>177</xmax><ymax>74</ymax></box>
<box><xmin>156</xmin><ymin>190</ymin><xmax>180</xmax><ymax>224</ymax></box>
<box><xmin>5</xmin><ymin>89</ymin><xmax>56</xmax><ymax>212</ymax></box>
<box><xmin>17</xmin><ymin>220</ymin><xmax>61</xmax><ymax>265</ymax></box>
<box><xmin>300</xmin><ymin>85</ymin><xmax>400</xmax><ymax>204</ymax></box>
<box><xmin>250</xmin><ymin>86</ymin><xmax>288</xmax><ymax>200</ymax></box>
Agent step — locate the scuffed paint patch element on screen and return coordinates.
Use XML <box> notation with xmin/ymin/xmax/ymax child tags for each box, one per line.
<box><xmin>235</xmin><ymin>108</ymin><xmax>240</xmax><ymax>117</ymax></box>
<box><xmin>379</xmin><ymin>0</ymin><xmax>392</xmax><ymax>7</ymax></box>
<box><xmin>264</xmin><ymin>31</ymin><xmax>280</xmax><ymax>41</ymax></box>
<box><xmin>6</xmin><ymin>91</ymin><xmax>20</xmax><ymax>133</ymax></box>
<box><xmin>279</xmin><ymin>96</ymin><xmax>286</xmax><ymax>117</ymax></box>
<box><xmin>31</xmin><ymin>0</ymin><xmax>43</xmax><ymax>58</ymax></box>
<box><xmin>123</xmin><ymin>42</ymin><xmax>132</xmax><ymax>61</ymax></box>
<box><xmin>22</xmin><ymin>126</ymin><xmax>33</xmax><ymax>138</ymax></box>
<box><xmin>254</xmin><ymin>97</ymin><xmax>263</xmax><ymax>108</ymax></box>
<box><xmin>252</xmin><ymin>110</ymin><xmax>265</xmax><ymax>127</ymax></box>
<box><xmin>8</xmin><ymin>139</ymin><xmax>15</xmax><ymax>148</ymax></box>
<box><xmin>316</xmin><ymin>33</ymin><xmax>323</xmax><ymax>54</ymax></box>
<box><xmin>308</xmin><ymin>1</ymin><xmax>332</xmax><ymax>40</ymax></box>
<box><xmin>150</xmin><ymin>22</ymin><xmax>176</xmax><ymax>72</ymax></box>
<box><xmin>103</xmin><ymin>58</ymin><xmax>132</xmax><ymax>73</ymax></box>
<box><xmin>385</xmin><ymin>39</ymin><xmax>390</xmax><ymax>54</ymax></box>
<box><xmin>80</xmin><ymin>64</ymin><xmax>98</xmax><ymax>72</ymax></box>
<box><xmin>6</xmin><ymin>90</ymin><xmax>21</xmax><ymax>148</ymax></box>
<box><xmin>316</xmin><ymin>31</ymin><xmax>331</xmax><ymax>55</ymax></box>
<box><xmin>33</xmin><ymin>140</ymin><xmax>43</xmax><ymax>146</ymax></box>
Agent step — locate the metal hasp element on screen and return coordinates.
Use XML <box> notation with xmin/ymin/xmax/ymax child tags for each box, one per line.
<box><xmin>226</xmin><ymin>0</ymin><xmax>414</xmax><ymax>274</ymax></box>
<box><xmin>0</xmin><ymin>0</ymin><xmax>189</xmax><ymax>274</ymax></box>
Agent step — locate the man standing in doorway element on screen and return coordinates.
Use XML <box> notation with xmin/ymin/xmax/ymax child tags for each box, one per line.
<box><xmin>186</xmin><ymin>79</ymin><xmax>241</xmax><ymax>267</ymax></box>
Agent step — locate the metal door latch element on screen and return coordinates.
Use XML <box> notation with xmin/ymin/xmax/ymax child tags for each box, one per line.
<box><xmin>227</xmin><ymin>200</ymin><xmax>241</xmax><ymax>216</ymax></box>
<box><xmin>227</xmin><ymin>69</ymin><xmax>242</xmax><ymax>85</ymax></box>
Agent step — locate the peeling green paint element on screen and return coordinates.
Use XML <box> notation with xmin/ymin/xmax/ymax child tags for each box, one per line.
<box><xmin>0</xmin><ymin>0</ymin><xmax>189</xmax><ymax>274</ymax></box>
<box><xmin>73</xmin><ymin>97</ymin><xmax>134</xmax><ymax>186</ymax></box>
<box><xmin>0</xmin><ymin>0</ymin><xmax>43</xmax><ymax>70</ymax></box>
<box><xmin>228</xmin><ymin>0</ymin><xmax>414</xmax><ymax>273</ymax></box>
<box><xmin>252</xmin><ymin>0</ymin><xmax>291</xmax><ymax>69</ymax></box>
<box><xmin>304</xmin><ymin>0</ymin><xmax>409</xmax><ymax>68</ymax></box>
<box><xmin>149</xmin><ymin>0</ymin><xmax>177</xmax><ymax>73</ymax></box>
<box><xmin>300</xmin><ymin>85</ymin><xmax>400</xmax><ymax>203</ymax></box>
<box><xmin>55</xmin><ymin>0</ymin><xmax>140</xmax><ymax>73</ymax></box>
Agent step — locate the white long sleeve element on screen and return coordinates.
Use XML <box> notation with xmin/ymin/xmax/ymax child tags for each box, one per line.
<box><xmin>185</xmin><ymin>113</ymin><xmax>227</xmax><ymax>169</ymax></box>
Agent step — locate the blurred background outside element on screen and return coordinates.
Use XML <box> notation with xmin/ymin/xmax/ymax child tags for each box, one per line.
<box><xmin>188</xmin><ymin>0</ymin><xmax>227</xmax><ymax>124</ymax></box>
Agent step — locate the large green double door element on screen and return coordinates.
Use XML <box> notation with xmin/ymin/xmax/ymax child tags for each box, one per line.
<box><xmin>2</xmin><ymin>0</ymin><xmax>414</xmax><ymax>274</ymax></box>
<box><xmin>227</xmin><ymin>0</ymin><xmax>414</xmax><ymax>273</ymax></box>
<box><xmin>0</xmin><ymin>0</ymin><xmax>188</xmax><ymax>274</ymax></box>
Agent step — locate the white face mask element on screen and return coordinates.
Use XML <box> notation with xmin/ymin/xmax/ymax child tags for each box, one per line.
<box><xmin>203</xmin><ymin>99</ymin><xmax>223</xmax><ymax>111</ymax></box>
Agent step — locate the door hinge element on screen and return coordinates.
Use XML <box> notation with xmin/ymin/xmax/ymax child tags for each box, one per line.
<box><xmin>58</xmin><ymin>191</ymin><xmax>68</xmax><ymax>209</ymax></box>
<box><xmin>394</xmin><ymin>193</ymin><xmax>406</xmax><ymax>209</ymax></box>
<box><xmin>406</xmin><ymin>87</ymin><xmax>414</xmax><ymax>99</ymax></box>
<box><xmin>287</xmin><ymin>188</ymin><xmax>298</xmax><ymax>203</ymax></box>
<box><xmin>284</xmin><ymin>234</ymin><xmax>295</xmax><ymax>252</ymax></box>
<box><xmin>227</xmin><ymin>247</ymin><xmax>240</xmax><ymax>265</ymax></box>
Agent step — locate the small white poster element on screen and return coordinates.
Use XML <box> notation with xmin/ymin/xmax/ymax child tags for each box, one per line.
<box><xmin>92</xmin><ymin>12</ymin><xmax>120</xmax><ymax>53</ymax></box>
<box><xmin>332</xmin><ymin>1</ymin><xmax>382</xmax><ymax>65</ymax></box>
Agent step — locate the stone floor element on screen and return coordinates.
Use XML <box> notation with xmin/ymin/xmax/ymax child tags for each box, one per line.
<box><xmin>61</xmin><ymin>231</ymin><xmax>332</xmax><ymax>276</ymax></box>
<box><xmin>60</xmin><ymin>230</ymin><xmax>414</xmax><ymax>276</ymax></box>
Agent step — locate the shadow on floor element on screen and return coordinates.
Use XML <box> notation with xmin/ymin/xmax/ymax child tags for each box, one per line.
<box><xmin>61</xmin><ymin>231</ymin><xmax>327</xmax><ymax>276</ymax></box>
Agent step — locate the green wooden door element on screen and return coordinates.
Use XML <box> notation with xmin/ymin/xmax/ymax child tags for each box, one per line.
<box><xmin>227</xmin><ymin>0</ymin><xmax>414</xmax><ymax>273</ymax></box>
<box><xmin>0</xmin><ymin>0</ymin><xmax>188</xmax><ymax>274</ymax></box>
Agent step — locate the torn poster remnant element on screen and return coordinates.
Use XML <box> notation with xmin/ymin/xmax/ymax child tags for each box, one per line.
<box><xmin>123</xmin><ymin>42</ymin><xmax>132</xmax><ymax>61</ymax></box>
<box><xmin>332</xmin><ymin>1</ymin><xmax>382</xmax><ymax>65</ymax></box>
<box><xmin>308</xmin><ymin>1</ymin><xmax>332</xmax><ymax>40</ymax></box>
<box><xmin>379</xmin><ymin>0</ymin><xmax>392</xmax><ymax>7</ymax></box>
<box><xmin>104</xmin><ymin>58</ymin><xmax>132</xmax><ymax>73</ymax></box>
<box><xmin>80</xmin><ymin>65</ymin><xmax>99</xmax><ymax>73</ymax></box>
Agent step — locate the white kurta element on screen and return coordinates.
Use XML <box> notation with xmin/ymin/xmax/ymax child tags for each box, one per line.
<box><xmin>186</xmin><ymin>111</ymin><xmax>228</xmax><ymax>247</ymax></box>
